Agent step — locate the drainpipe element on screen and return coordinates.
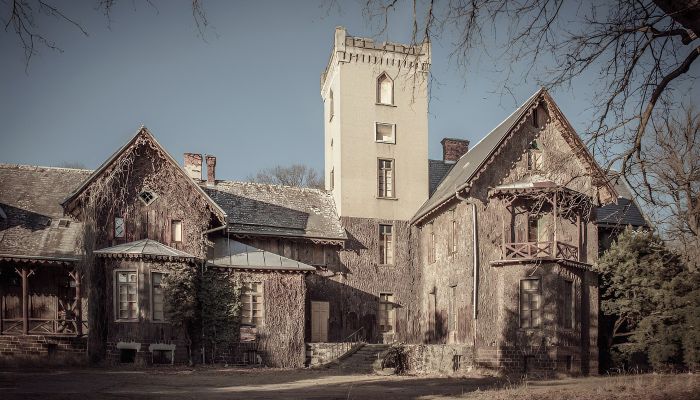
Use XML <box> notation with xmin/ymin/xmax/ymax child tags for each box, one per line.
<box><xmin>455</xmin><ymin>190</ymin><xmax>479</xmax><ymax>346</ymax></box>
<box><xmin>199</xmin><ymin>216</ymin><xmax>228</xmax><ymax>364</ymax></box>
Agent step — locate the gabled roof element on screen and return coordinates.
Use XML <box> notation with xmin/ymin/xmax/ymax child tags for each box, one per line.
<box><xmin>94</xmin><ymin>239</ymin><xmax>197</xmax><ymax>262</ymax></box>
<box><xmin>204</xmin><ymin>181</ymin><xmax>347</xmax><ymax>243</ymax></box>
<box><xmin>595</xmin><ymin>174</ymin><xmax>649</xmax><ymax>228</ymax></box>
<box><xmin>0</xmin><ymin>164</ymin><xmax>92</xmax><ymax>261</ymax></box>
<box><xmin>412</xmin><ymin>88</ymin><xmax>615</xmax><ymax>224</ymax></box>
<box><xmin>61</xmin><ymin>126</ymin><xmax>227</xmax><ymax>223</ymax></box>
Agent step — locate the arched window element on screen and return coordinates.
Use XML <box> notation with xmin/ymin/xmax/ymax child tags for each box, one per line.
<box><xmin>377</xmin><ymin>73</ymin><xmax>393</xmax><ymax>105</ymax></box>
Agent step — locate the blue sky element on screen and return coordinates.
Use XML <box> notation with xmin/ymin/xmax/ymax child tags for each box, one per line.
<box><xmin>0</xmin><ymin>1</ymin><xmax>697</xmax><ymax>180</ymax></box>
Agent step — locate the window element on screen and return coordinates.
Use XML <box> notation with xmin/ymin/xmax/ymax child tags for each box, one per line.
<box><xmin>377</xmin><ymin>159</ymin><xmax>394</xmax><ymax>198</ymax></box>
<box><xmin>116</xmin><ymin>271</ymin><xmax>138</xmax><ymax>321</ymax></box>
<box><xmin>449</xmin><ymin>209</ymin><xmax>457</xmax><ymax>254</ymax></box>
<box><xmin>378</xmin><ymin>293</ymin><xmax>395</xmax><ymax>333</ymax></box>
<box><xmin>448</xmin><ymin>285</ymin><xmax>457</xmax><ymax>333</ymax></box>
<box><xmin>375</xmin><ymin>123</ymin><xmax>396</xmax><ymax>143</ymax></box>
<box><xmin>520</xmin><ymin>279</ymin><xmax>541</xmax><ymax>328</ymax></box>
<box><xmin>171</xmin><ymin>220</ymin><xmax>182</xmax><ymax>243</ymax></box>
<box><xmin>528</xmin><ymin>213</ymin><xmax>547</xmax><ymax>243</ymax></box>
<box><xmin>428</xmin><ymin>223</ymin><xmax>436</xmax><ymax>263</ymax></box>
<box><xmin>527</xmin><ymin>140</ymin><xmax>543</xmax><ymax>171</ymax></box>
<box><xmin>563</xmin><ymin>280</ymin><xmax>574</xmax><ymax>329</ymax></box>
<box><xmin>330</xmin><ymin>168</ymin><xmax>334</xmax><ymax>190</ymax></box>
<box><xmin>329</xmin><ymin>90</ymin><xmax>334</xmax><ymax>120</ymax></box>
<box><xmin>377</xmin><ymin>72</ymin><xmax>393</xmax><ymax>105</ymax></box>
<box><xmin>138</xmin><ymin>190</ymin><xmax>158</xmax><ymax>206</ymax></box>
<box><xmin>532</xmin><ymin>107</ymin><xmax>540</xmax><ymax>128</ymax></box>
<box><xmin>114</xmin><ymin>217</ymin><xmax>125</xmax><ymax>238</ymax></box>
<box><xmin>242</xmin><ymin>282</ymin><xmax>264</xmax><ymax>326</ymax></box>
<box><xmin>379</xmin><ymin>224</ymin><xmax>394</xmax><ymax>265</ymax></box>
<box><xmin>151</xmin><ymin>272</ymin><xmax>165</xmax><ymax>321</ymax></box>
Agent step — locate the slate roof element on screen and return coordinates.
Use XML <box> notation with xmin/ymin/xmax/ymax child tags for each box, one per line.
<box><xmin>94</xmin><ymin>239</ymin><xmax>198</xmax><ymax>262</ymax></box>
<box><xmin>0</xmin><ymin>164</ymin><xmax>92</xmax><ymax>261</ymax></box>
<box><xmin>204</xmin><ymin>181</ymin><xmax>347</xmax><ymax>242</ymax></box>
<box><xmin>412</xmin><ymin>89</ymin><xmax>544</xmax><ymax>224</ymax></box>
<box><xmin>595</xmin><ymin>175</ymin><xmax>649</xmax><ymax>228</ymax></box>
<box><xmin>428</xmin><ymin>159</ymin><xmax>454</xmax><ymax>196</ymax></box>
<box><xmin>208</xmin><ymin>239</ymin><xmax>316</xmax><ymax>272</ymax></box>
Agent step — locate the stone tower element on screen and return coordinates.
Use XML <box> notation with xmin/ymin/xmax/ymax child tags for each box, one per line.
<box><xmin>320</xmin><ymin>27</ymin><xmax>430</xmax><ymax>220</ymax></box>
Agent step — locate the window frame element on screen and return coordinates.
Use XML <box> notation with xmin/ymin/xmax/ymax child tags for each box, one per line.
<box><xmin>328</xmin><ymin>89</ymin><xmax>334</xmax><ymax>121</ymax></box>
<box><xmin>150</xmin><ymin>271</ymin><xmax>167</xmax><ymax>322</ymax></box>
<box><xmin>138</xmin><ymin>189</ymin><xmax>158</xmax><ymax>206</ymax></box>
<box><xmin>241</xmin><ymin>281</ymin><xmax>264</xmax><ymax>327</ymax></box>
<box><xmin>114</xmin><ymin>269</ymin><xmax>139</xmax><ymax>322</ymax></box>
<box><xmin>114</xmin><ymin>216</ymin><xmax>126</xmax><ymax>239</ymax></box>
<box><xmin>374</xmin><ymin>122</ymin><xmax>396</xmax><ymax>144</ymax></box>
<box><xmin>379</xmin><ymin>224</ymin><xmax>394</xmax><ymax>266</ymax></box>
<box><xmin>562</xmin><ymin>280</ymin><xmax>574</xmax><ymax>329</ymax></box>
<box><xmin>171</xmin><ymin>220</ymin><xmax>183</xmax><ymax>243</ymax></box>
<box><xmin>377</xmin><ymin>158</ymin><xmax>396</xmax><ymax>199</ymax></box>
<box><xmin>376</xmin><ymin>72</ymin><xmax>394</xmax><ymax>106</ymax></box>
<box><xmin>378</xmin><ymin>293</ymin><xmax>396</xmax><ymax>333</ymax></box>
<box><xmin>519</xmin><ymin>278</ymin><xmax>541</xmax><ymax>329</ymax></box>
<box><xmin>527</xmin><ymin>140</ymin><xmax>543</xmax><ymax>171</ymax></box>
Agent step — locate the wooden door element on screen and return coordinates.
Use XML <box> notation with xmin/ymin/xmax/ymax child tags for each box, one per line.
<box><xmin>311</xmin><ymin>301</ymin><xmax>329</xmax><ymax>342</ymax></box>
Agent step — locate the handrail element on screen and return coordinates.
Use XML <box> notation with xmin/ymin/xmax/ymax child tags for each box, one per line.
<box><xmin>328</xmin><ymin>326</ymin><xmax>365</xmax><ymax>362</ymax></box>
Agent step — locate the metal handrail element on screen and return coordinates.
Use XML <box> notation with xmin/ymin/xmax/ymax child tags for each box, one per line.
<box><xmin>329</xmin><ymin>326</ymin><xmax>365</xmax><ymax>361</ymax></box>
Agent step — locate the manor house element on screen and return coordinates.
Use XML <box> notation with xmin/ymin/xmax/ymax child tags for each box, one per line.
<box><xmin>0</xmin><ymin>27</ymin><xmax>646</xmax><ymax>376</ymax></box>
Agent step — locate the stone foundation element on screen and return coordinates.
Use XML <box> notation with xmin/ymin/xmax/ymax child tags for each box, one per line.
<box><xmin>305</xmin><ymin>342</ymin><xmax>362</xmax><ymax>366</ymax></box>
<box><xmin>404</xmin><ymin>344</ymin><xmax>474</xmax><ymax>374</ymax></box>
<box><xmin>0</xmin><ymin>335</ymin><xmax>87</xmax><ymax>366</ymax></box>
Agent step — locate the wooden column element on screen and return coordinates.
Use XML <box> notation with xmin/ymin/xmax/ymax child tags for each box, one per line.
<box><xmin>18</xmin><ymin>267</ymin><xmax>29</xmax><ymax>335</ymax></box>
<box><xmin>71</xmin><ymin>269</ymin><xmax>83</xmax><ymax>336</ymax></box>
<box><xmin>576</xmin><ymin>213</ymin><xmax>582</xmax><ymax>262</ymax></box>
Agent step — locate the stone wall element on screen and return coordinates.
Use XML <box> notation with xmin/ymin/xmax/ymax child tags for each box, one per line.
<box><xmin>404</xmin><ymin>344</ymin><xmax>474</xmax><ymax>374</ymax></box>
<box><xmin>305</xmin><ymin>342</ymin><xmax>362</xmax><ymax>367</ymax></box>
<box><xmin>0</xmin><ymin>335</ymin><xmax>87</xmax><ymax>366</ymax></box>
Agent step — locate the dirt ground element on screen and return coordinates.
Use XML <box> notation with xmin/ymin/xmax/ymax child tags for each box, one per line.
<box><xmin>0</xmin><ymin>367</ymin><xmax>697</xmax><ymax>400</ymax></box>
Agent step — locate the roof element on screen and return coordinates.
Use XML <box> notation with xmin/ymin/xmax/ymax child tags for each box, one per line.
<box><xmin>207</xmin><ymin>239</ymin><xmax>316</xmax><ymax>272</ymax></box>
<box><xmin>0</xmin><ymin>164</ymin><xmax>92</xmax><ymax>261</ymax></box>
<box><xmin>595</xmin><ymin>175</ymin><xmax>649</xmax><ymax>228</ymax></box>
<box><xmin>61</xmin><ymin>126</ymin><xmax>227</xmax><ymax>223</ymax></box>
<box><xmin>204</xmin><ymin>181</ymin><xmax>347</xmax><ymax>243</ymax></box>
<box><xmin>412</xmin><ymin>88</ymin><xmax>616</xmax><ymax>224</ymax></box>
<box><xmin>428</xmin><ymin>159</ymin><xmax>454</xmax><ymax>196</ymax></box>
<box><xmin>94</xmin><ymin>239</ymin><xmax>198</xmax><ymax>262</ymax></box>
<box><xmin>412</xmin><ymin>89</ymin><xmax>543</xmax><ymax>223</ymax></box>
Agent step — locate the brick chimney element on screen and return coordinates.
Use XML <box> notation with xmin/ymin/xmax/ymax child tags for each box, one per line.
<box><xmin>205</xmin><ymin>155</ymin><xmax>216</xmax><ymax>186</ymax></box>
<box><xmin>441</xmin><ymin>138</ymin><xmax>470</xmax><ymax>163</ymax></box>
<box><xmin>183</xmin><ymin>153</ymin><xmax>202</xmax><ymax>180</ymax></box>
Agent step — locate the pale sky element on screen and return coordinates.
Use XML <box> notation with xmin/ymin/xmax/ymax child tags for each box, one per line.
<box><xmin>1</xmin><ymin>1</ymin><xmax>697</xmax><ymax>180</ymax></box>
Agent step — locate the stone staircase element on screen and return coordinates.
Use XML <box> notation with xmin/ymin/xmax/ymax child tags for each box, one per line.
<box><xmin>324</xmin><ymin>343</ymin><xmax>390</xmax><ymax>374</ymax></box>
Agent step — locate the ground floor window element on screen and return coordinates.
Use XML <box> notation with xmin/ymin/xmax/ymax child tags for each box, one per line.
<box><xmin>151</xmin><ymin>272</ymin><xmax>165</xmax><ymax>321</ymax></box>
<box><xmin>242</xmin><ymin>282</ymin><xmax>264</xmax><ymax>326</ymax></box>
<box><xmin>378</xmin><ymin>293</ymin><xmax>395</xmax><ymax>333</ymax></box>
<box><xmin>116</xmin><ymin>271</ymin><xmax>138</xmax><ymax>321</ymax></box>
<box><xmin>520</xmin><ymin>278</ymin><xmax>541</xmax><ymax>328</ymax></box>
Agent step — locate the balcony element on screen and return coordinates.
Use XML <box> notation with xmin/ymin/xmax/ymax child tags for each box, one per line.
<box><xmin>503</xmin><ymin>241</ymin><xmax>579</xmax><ymax>262</ymax></box>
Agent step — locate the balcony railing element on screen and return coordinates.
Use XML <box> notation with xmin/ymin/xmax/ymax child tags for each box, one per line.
<box><xmin>0</xmin><ymin>317</ymin><xmax>88</xmax><ymax>336</ymax></box>
<box><xmin>503</xmin><ymin>241</ymin><xmax>579</xmax><ymax>262</ymax></box>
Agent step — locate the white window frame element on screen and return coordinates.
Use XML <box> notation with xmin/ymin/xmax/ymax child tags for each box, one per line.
<box><xmin>379</xmin><ymin>224</ymin><xmax>394</xmax><ymax>265</ymax></box>
<box><xmin>374</xmin><ymin>122</ymin><xmax>396</xmax><ymax>144</ymax></box>
<box><xmin>242</xmin><ymin>282</ymin><xmax>264</xmax><ymax>327</ymax></box>
<box><xmin>376</xmin><ymin>72</ymin><xmax>394</xmax><ymax>105</ymax></box>
<box><xmin>114</xmin><ymin>269</ymin><xmax>139</xmax><ymax>322</ymax></box>
<box><xmin>151</xmin><ymin>271</ymin><xmax>166</xmax><ymax>322</ymax></box>
<box><xmin>171</xmin><ymin>220</ymin><xmax>182</xmax><ymax>243</ymax></box>
<box><xmin>377</xmin><ymin>158</ymin><xmax>395</xmax><ymax>198</ymax></box>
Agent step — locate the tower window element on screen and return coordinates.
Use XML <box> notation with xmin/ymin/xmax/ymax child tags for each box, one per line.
<box><xmin>377</xmin><ymin>159</ymin><xmax>394</xmax><ymax>198</ymax></box>
<box><xmin>329</xmin><ymin>89</ymin><xmax>334</xmax><ymax>121</ymax></box>
<box><xmin>377</xmin><ymin>73</ymin><xmax>394</xmax><ymax>105</ymax></box>
<box><xmin>330</xmin><ymin>168</ymin><xmax>334</xmax><ymax>190</ymax></box>
<box><xmin>375</xmin><ymin>123</ymin><xmax>396</xmax><ymax>143</ymax></box>
<box><xmin>520</xmin><ymin>278</ymin><xmax>541</xmax><ymax>328</ymax></box>
<box><xmin>379</xmin><ymin>224</ymin><xmax>394</xmax><ymax>265</ymax></box>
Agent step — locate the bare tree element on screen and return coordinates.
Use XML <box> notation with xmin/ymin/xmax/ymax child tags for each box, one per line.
<box><xmin>363</xmin><ymin>0</ymin><xmax>699</xmax><ymax>196</ymax></box>
<box><xmin>635</xmin><ymin>106</ymin><xmax>700</xmax><ymax>268</ymax></box>
<box><xmin>2</xmin><ymin>0</ymin><xmax>209</xmax><ymax>70</ymax></box>
<box><xmin>247</xmin><ymin>164</ymin><xmax>324</xmax><ymax>189</ymax></box>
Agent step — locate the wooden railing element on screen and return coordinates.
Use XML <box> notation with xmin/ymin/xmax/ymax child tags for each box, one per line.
<box><xmin>503</xmin><ymin>241</ymin><xmax>579</xmax><ymax>262</ymax></box>
<box><xmin>0</xmin><ymin>317</ymin><xmax>87</xmax><ymax>336</ymax></box>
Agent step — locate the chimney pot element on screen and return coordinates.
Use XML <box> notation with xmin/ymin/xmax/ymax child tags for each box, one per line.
<box><xmin>183</xmin><ymin>153</ymin><xmax>202</xmax><ymax>180</ymax></box>
<box><xmin>441</xmin><ymin>138</ymin><xmax>470</xmax><ymax>163</ymax></box>
<box><xmin>206</xmin><ymin>155</ymin><xmax>216</xmax><ymax>185</ymax></box>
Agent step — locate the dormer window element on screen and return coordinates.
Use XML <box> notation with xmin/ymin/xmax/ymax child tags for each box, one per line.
<box><xmin>138</xmin><ymin>190</ymin><xmax>157</xmax><ymax>206</ymax></box>
<box><xmin>527</xmin><ymin>140</ymin><xmax>543</xmax><ymax>171</ymax></box>
<box><xmin>377</xmin><ymin>72</ymin><xmax>393</xmax><ymax>105</ymax></box>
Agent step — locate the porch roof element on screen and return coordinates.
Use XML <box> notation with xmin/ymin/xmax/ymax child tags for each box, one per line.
<box><xmin>207</xmin><ymin>239</ymin><xmax>316</xmax><ymax>273</ymax></box>
<box><xmin>94</xmin><ymin>239</ymin><xmax>198</xmax><ymax>262</ymax></box>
